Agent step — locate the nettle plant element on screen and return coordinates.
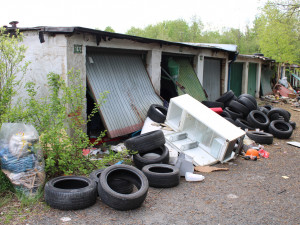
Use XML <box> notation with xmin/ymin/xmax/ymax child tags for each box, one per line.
<box><xmin>14</xmin><ymin>70</ymin><xmax>128</xmax><ymax>177</ymax></box>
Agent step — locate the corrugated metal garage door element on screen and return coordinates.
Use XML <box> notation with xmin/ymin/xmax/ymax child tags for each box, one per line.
<box><xmin>203</xmin><ymin>58</ymin><xmax>221</xmax><ymax>101</ymax></box>
<box><xmin>174</xmin><ymin>57</ymin><xmax>207</xmax><ymax>102</ymax></box>
<box><xmin>86</xmin><ymin>51</ymin><xmax>162</xmax><ymax>138</ymax></box>
<box><xmin>230</xmin><ymin>62</ymin><xmax>243</xmax><ymax>96</ymax></box>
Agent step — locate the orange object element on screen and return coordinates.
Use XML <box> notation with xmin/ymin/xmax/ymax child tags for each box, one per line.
<box><xmin>245</xmin><ymin>149</ymin><xmax>260</xmax><ymax>159</ymax></box>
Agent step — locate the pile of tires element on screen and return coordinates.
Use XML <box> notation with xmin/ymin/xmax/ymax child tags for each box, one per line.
<box><xmin>213</xmin><ymin>90</ymin><xmax>295</xmax><ymax>143</ymax></box>
<box><xmin>124</xmin><ymin>130</ymin><xmax>169</xmax><ymax>169</ymax></box>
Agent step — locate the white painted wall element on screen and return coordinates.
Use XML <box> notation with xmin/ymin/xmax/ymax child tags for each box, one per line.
<box><xmin>146</xmin><ymin>49</ymin><xmax>162</xmax><ymax>94</ymax></box>
<box><xmin>16</xmin><ymin>31</ymin><xmax>68</xmax><ymax>101</ymax></box>
<box><xmin>18</xmin><ymin>31</ymin><xmax>233</xmax><ymax>102</ymax></box>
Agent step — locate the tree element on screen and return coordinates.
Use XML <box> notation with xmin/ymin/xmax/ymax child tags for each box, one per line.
<box><xmin>0</xmin><ymin>28</ymin><xmax>29</xmax><ymax>124</ymax></box>
<box><xmin>104</xmin><ymin>26</ymin><xmax>115</xmax><ymax>33</ymax></box>
<box><xmin>255</xmin><ymin>0</ymin><xmax>300</xmax><ymax>63</ymax></box>
<box><xmin>126</xmin><ymin>18</ymin><xmax>204</xmax><ymax>42</ymax></box>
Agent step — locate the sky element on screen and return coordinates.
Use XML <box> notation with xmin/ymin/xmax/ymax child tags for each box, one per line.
<box><xmin>1</xmin><ymin>0</ymin><xmax>268</xmax><ymax>34</ymax></box>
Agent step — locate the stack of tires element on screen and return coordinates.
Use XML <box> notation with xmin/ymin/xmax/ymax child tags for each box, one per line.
<box><xmin>124</xmin><ymin>130</ymin><xmax>180</xmax><ymax>188</ymax></box>
<box><xmin>204</xmin><ymin>90</ymin><xmax>295</xmax><ymax>144</ymax></box>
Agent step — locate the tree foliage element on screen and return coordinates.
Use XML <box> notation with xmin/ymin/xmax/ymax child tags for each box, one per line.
<box><xmin>0</xmin><ymin>28</ymin><xmax>29</xmax><ymax>125</ymax></box>
<box><xmin>125</xmin><ymin>17</ymin><xmax>259</xmax><ymax>54</ymax></box>
<box><xmin>104</xmin><ymin>26</ymin><xmax>115</xmax><ymax>33</ymax></box>
<box><xmin>255</xmin><ymin>0</ymin><xmax>300</xmax><ymax>63</ymax></box>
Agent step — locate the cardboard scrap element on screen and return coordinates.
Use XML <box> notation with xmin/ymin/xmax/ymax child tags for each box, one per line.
<box><xmin>194</xmin><ymin>166</ymin><xmax>229</xmax><ymax>173</ymax></box>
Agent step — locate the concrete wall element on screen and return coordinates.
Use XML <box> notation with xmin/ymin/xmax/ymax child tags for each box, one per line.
<box><xmin>19</xmin><ymin>31</ymin><xmax>232</xmax><ymax>99</ymax></box>
<box><xmin>236</xmin><ymin>56</ymin><xmax>266</xmax><ymax>98</ymax></box>
<box><xmin>18</xmin><ymin>31</ymin><xmax>68</xmax><ymax>101</ymax></box>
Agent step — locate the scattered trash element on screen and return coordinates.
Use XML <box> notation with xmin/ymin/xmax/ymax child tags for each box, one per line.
<box><xmin>60</xmin><ymin>217</ymin><xmax>72</xmax><ymax>222</ymax></box>
<box><xmin>175</xmin><ymin>153</ymin><xmax>194</xmax><ymax>176</ymax></box>
<box><xmin>287</xmin><ymin>141</ymin><xmax>300</xmax><ymax>148</ymax></box>
<box><xmin>227</xmin><ymin>194</ymin><xmax>239</xmax><ymax>199</ymax></box>
<box><xmin>185</xmin><ymin>172</ymin><xmax>205</xmax><ymax>182</ymax></box>
<box><xmin>0</xmin><ymin>123</ymin><xmax>45</xmax><ymax>196</ymax></box>
<box><xmin>245</xmin><ymin>149</ymin><xmax>260</xmax><ymax>159</ymax></box>
<box><xmin>194</xmin><ymin>166</ymin><xmax>228</xmax><ymax>173</ymax></box>
<box><xmin>282</xmin><ymin>176</ymin><xmax>289</xmax><ymax>179</ymax></box>
<box><xmin>258</xmin><ymin>149</ymin><xmax>270</xmax><ymax>158</ymax></box>
<box><xmin>110</xmin><ymin>143</ymin><xmax>127</xmax><ymax>152</ymax></box>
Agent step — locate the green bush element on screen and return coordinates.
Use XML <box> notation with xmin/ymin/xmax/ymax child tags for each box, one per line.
<box><xmin>0</xmin><ymin>170</ymin><xmax>14</xmax><ymax>195</ymax></box>
<box><xmin>9</xmin><ymin>69</ymin><xmax>131</xmax><ymax>177</ymax></box>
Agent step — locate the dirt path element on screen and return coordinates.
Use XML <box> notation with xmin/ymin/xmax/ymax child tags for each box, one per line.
<box><xmin>1</xmin><ymin>101</ymin><xmax>299</xmax><ymax>225</ymax></box>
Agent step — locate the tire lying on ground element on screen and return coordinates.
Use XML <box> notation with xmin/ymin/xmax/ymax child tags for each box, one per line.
<box><xmin>201</xmin><ymin>101</ymin><xmax>224</xmax><ymax>109</ymax></box>
<box><xmin>142</xmin><ymin>164</ymin><xmax>180</xmax><ymax>188</ymax></box>
<box><xmin>224</xmin><ymin>107</ymin><xmax>243</xmax><ymax>120</ymax></box>
<box><xmin>124</xmin><ymin>130</ymin><xmax>166</xmax><ymax>154</ymax></box>
<box><xmin>147</xmin><ymin>104</ymin><xmax>168</xmax><ymax>123</ymax></box>
<box><xmin>228</xmin><ymin>100</ymin><xmax>250</xmax><ymax>116</ymax></box>
<box><xmin>268</xmin><ymin>120</ymin><xmax>293</xmax><ymax>139</ymax></box>
<box><xmin>90</xmin><ymin>169</ymin><xmax>134</xmax><ymax>195</ymax></box>
<box><xmin>98</xmin><ymin>165</ymin><xmax>149</xmax><ymax>211</ymax></box>
<box><xmin>247</xmin><ymin>110</ymin><xmax>270</xmax><ymax>130</ymax></box>
<box><xmin>133</xmin><ymin>145</ymin><xmax>169</xmax><ymax>169</ymax></box>
<box><xmin>235</xmin><ymin>118</ymin><xmax>255</xmax><ymax>130</ymax></box>
<box><xmin>267</xmin><ymin>108</ymin><xmax>290</xmax><ymax>122</ymax></box>
<box><xmin>44</xmin><ymin>176</ymin><xmax>97</xmax><ymax>210</ymax></box>
<box><xmin>246</xmin><ymin>131</ymin><xmax>274</xmax><ymax>145</ymax></box>
<box><xmin>289</xmin><ymin>121</ymin><xmax>296</xmax><ymax>130</ymax></box>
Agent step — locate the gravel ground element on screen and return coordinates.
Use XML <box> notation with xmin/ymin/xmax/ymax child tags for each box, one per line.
<box><xmin>1</xmin><ymin>101</ymin><xmax>300</xmax><ymax>225</ymax></box>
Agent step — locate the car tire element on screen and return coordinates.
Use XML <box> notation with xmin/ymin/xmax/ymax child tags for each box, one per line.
<box><xmin>142</xmin><ymin>164</ymin><xmax>180</xmax><ymax>188</ymax></box>
<box><xmin>239</xmin><ymin>94</ymin><xmax>257</xmax><ymax>107</ymax></box>
<box><xmin>44</xmin><ymin>176</ymin><xmax>97</xmax><ymax>210</ymax></box>
<box><xmin>267</xmin><ymin>108</ymin><xmax>290</xmax><ymax>122</ymax></box>
<box><xmin>246</xmin><ymin>131</ymin><xmax>273</xmax><ymax>144</ymax></box>
<box><xmin>216</xmin><ymin>90</ymin><xmax>235</xmax><ymax>103</ymax></box>
<box><xmin>98</xmin><ymin>165</ymin><xmax>149</xmax><ymax>211</ymax></box>
<box><xmin>224</xmin><ymin>107</ymin><xmax>243</xmax><ymax>120</ymax></box>
<box><xmin>89</xmin><ymin>169</ymin><xmax>134</xmax><ymax>195</ymax></box>
<box><xmin>147</xmin><ymin>104</ymin><xmax>168</xmax><ymax>123</ymax></box>
<box><xmin>235</xmin><ymin>118</ymin><xmax>255</xmax><ymax>130</ymax></box>
<box><xmin>259</xmin><ymin>106</ymin><xmax>270</xmax><ymax>115</ymax></box>
<box><xmin>220</xmin><ymin>110</ymin><xmax>232</xmax><ymax>119</ymax></box>
<box><xmin>268</xmin><ymin>120</ymin><xmax>293</xmax><ymax>139</ymax></box>
<box><xmin>238</xmin><ymin>96</ymin><xmax>257</xmax><ymax>111</ymax></box>
<box><xmin>247</xmin><ymin>110</ymin><xmax>270</xmax><ymax>130</ymax></box>
<box><xmin>228</xmin><ymin>100</ymin><xmax>250</xmax><ymax>116</ymax></box>
<box><xmin>289</xmin><ymin>121</ymin><xmax>296</xmax><ymax>130</ymax></box>
<box><xmin>133</xmin><ymin>145</ymin><xmax>169</xmax><ymax>170</ymax></box>
<box><xmin>124</xmin><ymin>130</ymin><xmax>166</xmax><ymax>154</ymax></box>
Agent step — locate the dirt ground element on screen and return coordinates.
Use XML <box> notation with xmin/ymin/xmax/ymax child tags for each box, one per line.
<box><xmin>1</xmin><ymin>100</ymin><xmax>299</xmax><ymax>225</ymax></box>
